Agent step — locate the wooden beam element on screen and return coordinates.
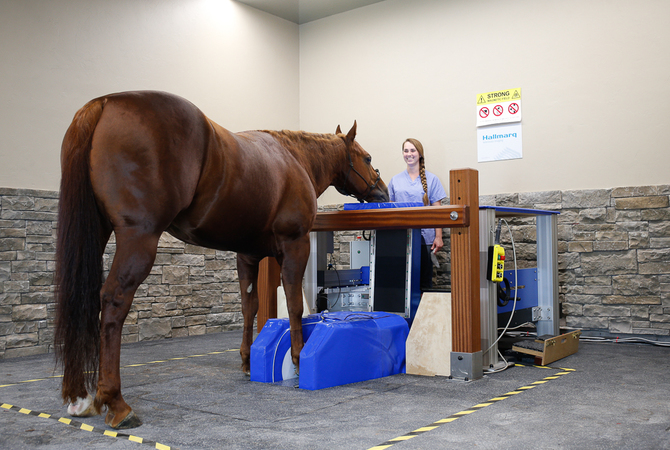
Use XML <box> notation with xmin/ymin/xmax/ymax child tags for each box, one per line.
<box><xmin>449</xmin><ymin>168</ymin><xmax>481</xmax><ymax>353</ymax></box>
<box><xmin>257</xmin><ymin>256</ymin><xmax>280</xmax><ymax>332</ymax></box>
<box><xmin>312</xmin><ymin>205</ymin><xmax>468</xmax><ymax>231</ymax></box>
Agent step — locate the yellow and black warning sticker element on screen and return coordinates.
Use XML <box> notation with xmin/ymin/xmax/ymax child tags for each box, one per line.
<box><xmin>0</xmin><ymin>402</ymin><xmax>174</xmax><ymax>449</ymax></box>
<box><xmin>367</xmin><ymin>365</ymin><xmax>575</xmax><ymax>450</ymax></box>
<box><xmin>477</xmin><ymin>88</ymin><xmax>521</xmax><ymax>105</ymax></box>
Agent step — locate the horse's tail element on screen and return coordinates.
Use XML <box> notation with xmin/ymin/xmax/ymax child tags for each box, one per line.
<box><xmin>55</xmin><ymin>97</ymin><xmax>107</xmax><ymax>402</ymax></box>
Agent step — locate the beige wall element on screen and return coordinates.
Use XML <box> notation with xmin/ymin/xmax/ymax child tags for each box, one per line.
<box><xmin>0</xmin><ymin>0</ymin><xmax>299</xmax><ymax>191</ymax></box>
<box><xmin>2</xmin><ymin>0</ymin><xmax>669</xmax><ymax>202</ymax></box>
<box><xmin>300</xmin><ymin>0</ymin><xmax>670</xmax><ymax>204</ymax></box>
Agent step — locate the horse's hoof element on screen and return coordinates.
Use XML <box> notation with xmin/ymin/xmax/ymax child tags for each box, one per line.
<box><xmin>105</xmin><ymin>409</ymin><xmax>142</xmax><ymax>429</ymax></box>
<box><xmin>67</xmin><ymin>394</ymin><xmax>99</xmax><ymax>417</ymax></box>
<box><xmin>241</xmin><ymin>364</ymin><xmax>251</xmax><ymax>376</ymax></box>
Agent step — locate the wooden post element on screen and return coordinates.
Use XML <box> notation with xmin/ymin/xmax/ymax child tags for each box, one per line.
<box><xmin>257</xmin><ymin>257</ymin><xmax>280</xmax><ymax>332</ymax></box>
<box><xmin>449</xmin><ymin>169</ymin><xmax>481</xmax><ymax>353</ymax></box>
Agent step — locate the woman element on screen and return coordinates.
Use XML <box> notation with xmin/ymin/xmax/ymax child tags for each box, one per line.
<box><xmin>388</xmin><ymin>138</ymin><xmax>447</xmax><ymax>290</ymax></box>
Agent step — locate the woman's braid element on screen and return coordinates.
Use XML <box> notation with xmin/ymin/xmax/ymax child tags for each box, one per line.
<box><xmin>419</xmin><ymin>161</ymin><xmax>429</xmax><ymax>206</ymax></box>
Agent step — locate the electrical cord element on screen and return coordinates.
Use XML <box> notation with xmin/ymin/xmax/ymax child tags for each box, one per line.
<box><xmin>499</xmin><ymin>327</ymin><xmax>670</xmax><ymax>348</ymax></box>
<box><xmin>483</xmin><ymin>349</ymin><xmax>513</xmax><ymax>374</ymax></box>
<box><xmin>498</xmin><ymin>322</ymin><xmax>535</xmax><ymax>331</ymax></box>
<box><xmin>484</xmin><ymin>218</ymin><xmax>517</xmax><ymax>357</ymax></box>
<box><xmin>569</xmin><ymin>334</ymin><xmax>670</xmax><ymax>347</ymax></box>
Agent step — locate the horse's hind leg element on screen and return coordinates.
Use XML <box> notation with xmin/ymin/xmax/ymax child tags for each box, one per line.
<box><xmin>237</xmin><ymin>254</ymin><xmax>262</xmax><ymax>375</ymax></box>
<box><xmin>95</xmin><ymin>228</ymin><xmax>160</xmax><ymax>429</ymax></box>
<box><xmin>278</xmin><ymin>236</ymin><xmax>311</xmax><ymax>370</ymax></box>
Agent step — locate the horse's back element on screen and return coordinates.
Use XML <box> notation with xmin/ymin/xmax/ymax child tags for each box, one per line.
<box><xmin>82</xmin><ymin>90</ymin><xmax>317</xmax><ymax>257</ymax></box>
<box><xmin>167</xmin><ymin>127</ymin><xmax>318</xmax><ymax>255</ymax></box>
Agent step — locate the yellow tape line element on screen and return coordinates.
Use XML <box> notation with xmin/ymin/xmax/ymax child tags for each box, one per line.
<box><xmin>367</xmin><ymin>365</ymin><xmax>575</xmax><ymax>449</ymax></box>
<box><xmin>1</xmin><ymin>401</ymin><xmax>173</xmax><ymax>449</ymax></box>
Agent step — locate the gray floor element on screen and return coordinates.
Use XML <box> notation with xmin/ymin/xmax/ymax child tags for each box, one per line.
<box><xmin>1</xmin><ymin>330</ymin><xmax>669</xmax><ymax>450</ymax></box>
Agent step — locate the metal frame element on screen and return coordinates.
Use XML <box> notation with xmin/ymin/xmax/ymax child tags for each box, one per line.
<box><xmin>479</xmin><ymin>206</ymin><xmax>560</xmax><ymax>372</ymax></box>
<box><xmin>305</xmin><ymin>232</ymin><xmax>319</xmax><ymax>313</ymax></box>
<box><xmin>536</xmin><ymin>214</ymin><xmax>560</xmax><ymax>337</ymax></box>
<box><xmin>403</xmin><ymin>230</ymin><xmax>413</xmax><ymax>317</ymax></box>
<box><xmin>479</xmin><ymin>208</ymin><xmax>501</xmax><ymax>370</ymax></box>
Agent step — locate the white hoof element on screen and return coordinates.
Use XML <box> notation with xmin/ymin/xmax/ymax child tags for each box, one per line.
<box><xmin>67</xmin><ymin>394</ymin><xmax>98</xmax><ymax>417</ymax></box>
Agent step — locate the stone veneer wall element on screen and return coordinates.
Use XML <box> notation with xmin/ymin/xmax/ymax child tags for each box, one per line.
<box><xmin>2</xmin><ymin>184</ymin><xmax>670</xmax><ymax>358</ymax></box>
<box><xmin>0</xmin><ymin>187</ymin><xmax>242</xmax><ymax>359</ymax></box>
<box><xmin>482</xmin><ymin>186</ymin><xmax>670</xmax><ymax>337</ymax></box>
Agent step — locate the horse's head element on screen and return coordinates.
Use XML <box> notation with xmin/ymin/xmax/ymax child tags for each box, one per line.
<box><xmin>334</xmin><ymin>122</ymin><xmax>389</xmax><ymax>203</ymax></box>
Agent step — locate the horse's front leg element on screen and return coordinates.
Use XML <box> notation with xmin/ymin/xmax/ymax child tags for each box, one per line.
<box><xmin>237</xmin><ymin>254</ymin><xmax>261</xmax><ymax>375</ymax></box>
<box><xmin>279</xmin><ymin>236</ymin><xmax>311</xmax><ymax>371</ymax></box>
<box><xmin>94</xmin><ymin>230</ymin><xmax>159</xmax><ymax>429</ymax></box>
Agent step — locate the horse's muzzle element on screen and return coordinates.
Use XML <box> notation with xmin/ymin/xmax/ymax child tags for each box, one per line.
<box><xmin>367</xmin><ymin>183</ymin><xmax>390</xmax><ymax>203</ymax></box>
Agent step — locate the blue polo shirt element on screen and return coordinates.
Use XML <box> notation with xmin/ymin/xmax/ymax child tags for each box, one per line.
<box><xmin>388</xmin><ymin>170</ymin><xmax>447</xmax><ymax>245</ymax></box>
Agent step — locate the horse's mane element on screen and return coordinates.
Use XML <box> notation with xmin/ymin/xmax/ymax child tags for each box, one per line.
<box><xmin>262</xmin><ymin>130</ymin><xmax>342</xmax><ymax>153</ymax></box>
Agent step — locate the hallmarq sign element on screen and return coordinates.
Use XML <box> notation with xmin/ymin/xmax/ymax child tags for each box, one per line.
<box><xmin>476</xmin><ymin>88</ymin><xmax>521</xmax><ymax>127</ymax></box>
<box><xmin>477</xmin><ymin>122</ymin><xmax>523</xmax><ymax>163</ymax></box>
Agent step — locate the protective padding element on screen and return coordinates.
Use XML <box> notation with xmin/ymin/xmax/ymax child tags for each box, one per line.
<box><xmin>250</xmin><ymin>312</ymin><xmax>409</xmax><ymax>390</ymax></box>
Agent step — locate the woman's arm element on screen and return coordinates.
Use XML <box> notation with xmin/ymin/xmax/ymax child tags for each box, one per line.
<box><xmin>431</xmin><ymin>200</ymin><xmax>443</xmax><ymax>252</ymax></box>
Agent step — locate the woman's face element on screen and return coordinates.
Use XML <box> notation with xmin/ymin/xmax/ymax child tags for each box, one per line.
<box><xmin>403</xmin><ymin>142</ymin><xmax>420</xmax><ymax>167</ymax></box>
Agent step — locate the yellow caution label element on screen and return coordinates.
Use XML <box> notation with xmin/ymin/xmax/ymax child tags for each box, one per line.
<box><xmin>477</xmin><ymin>88</ymin><xmax>521</xmax><ymax>105</ymax></box>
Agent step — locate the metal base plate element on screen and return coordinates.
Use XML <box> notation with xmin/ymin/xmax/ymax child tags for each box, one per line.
<box><xmin>450</xmin><ymin>351</ymin><xmax>483</xmax><ymax>381</ymax></box>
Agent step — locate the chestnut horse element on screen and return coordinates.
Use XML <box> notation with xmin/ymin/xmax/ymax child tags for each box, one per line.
<box><xmin>54</xmin><ymin>91</ymin><xmax>388</xmax><ymax>429</ymax></box>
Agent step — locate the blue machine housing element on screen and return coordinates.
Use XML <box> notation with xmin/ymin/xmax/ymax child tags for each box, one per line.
<box><xmin>497</xmin><ymin>268</ymin><xmax>539</xmax><ymax>314</ymax></box>
<box><xmin>250</xmin><ymin>312</ymin><xmax>409</xmax><ymax>390</ymax></box>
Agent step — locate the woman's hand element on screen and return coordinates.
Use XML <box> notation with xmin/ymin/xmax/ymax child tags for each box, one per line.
<box><xmin>431</xmin><ymin>235</ymin><xmax>443</xmax><ymax>253</ymax></box>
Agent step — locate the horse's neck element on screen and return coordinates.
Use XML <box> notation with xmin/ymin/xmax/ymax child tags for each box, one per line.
<box><xmin>268</xmin><ymin>131</ymin><xmax>345</xmax><ymax>197</ymax></box>
<box><xmin>305</xmin><ymin>141</ymin><xmax>345</xmax><ymax>196</ymax></box>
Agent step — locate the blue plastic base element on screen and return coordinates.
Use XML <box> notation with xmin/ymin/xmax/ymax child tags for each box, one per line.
<box><xmin>250</xmin><ymin>312</ymin><xmax>409</xmax><ymax>390</ymax></box>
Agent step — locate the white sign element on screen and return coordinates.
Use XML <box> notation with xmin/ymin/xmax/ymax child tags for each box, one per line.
<box><xmin>476</xmin><ymin>88</ymin><xmax>521</xmax><ymax>127</ymax></box>
<box><xmin>477</xmin><ymin>122</ymin><xmax>523</xmax><ymax>163</ymax></box>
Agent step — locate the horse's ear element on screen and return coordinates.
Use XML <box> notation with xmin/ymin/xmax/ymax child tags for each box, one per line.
<box><xmin>345</xmin><ymin>121</ymin><xmax>357</xmax><ymax>144</ymax></box>
<box><xmin>335</xmin><ymin>125</ymin><xmax>342</xmax><ymax>134</ymax></box>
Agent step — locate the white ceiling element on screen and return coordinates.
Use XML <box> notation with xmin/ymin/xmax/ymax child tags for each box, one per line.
<box><xmin>235</xmin><ymin>0</ymin><xmax>386</xmax><ymax>24</ymax></box>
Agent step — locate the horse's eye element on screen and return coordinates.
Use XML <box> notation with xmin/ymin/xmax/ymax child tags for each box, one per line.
<box><xmin>365</xmin><ymin>157</ymin><xmax>372</xmax><ymax>164</ymax></box>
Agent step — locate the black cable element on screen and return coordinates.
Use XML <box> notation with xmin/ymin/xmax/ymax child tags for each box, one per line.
<box><xmin>494</xmin><ymin>219</ymin><xmax>502</xmax><ymax>245</ymax></box>
<box><xmin>327</xmin><ymin>254</ymin><xmax>342</xmax><ymax>308</ymax></box>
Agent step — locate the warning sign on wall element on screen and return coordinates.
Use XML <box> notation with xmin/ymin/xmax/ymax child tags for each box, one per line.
<box><xmin>476</xmin><ymin>88</ymin><xmax>521</xmax><ymax>127</ymax></box>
